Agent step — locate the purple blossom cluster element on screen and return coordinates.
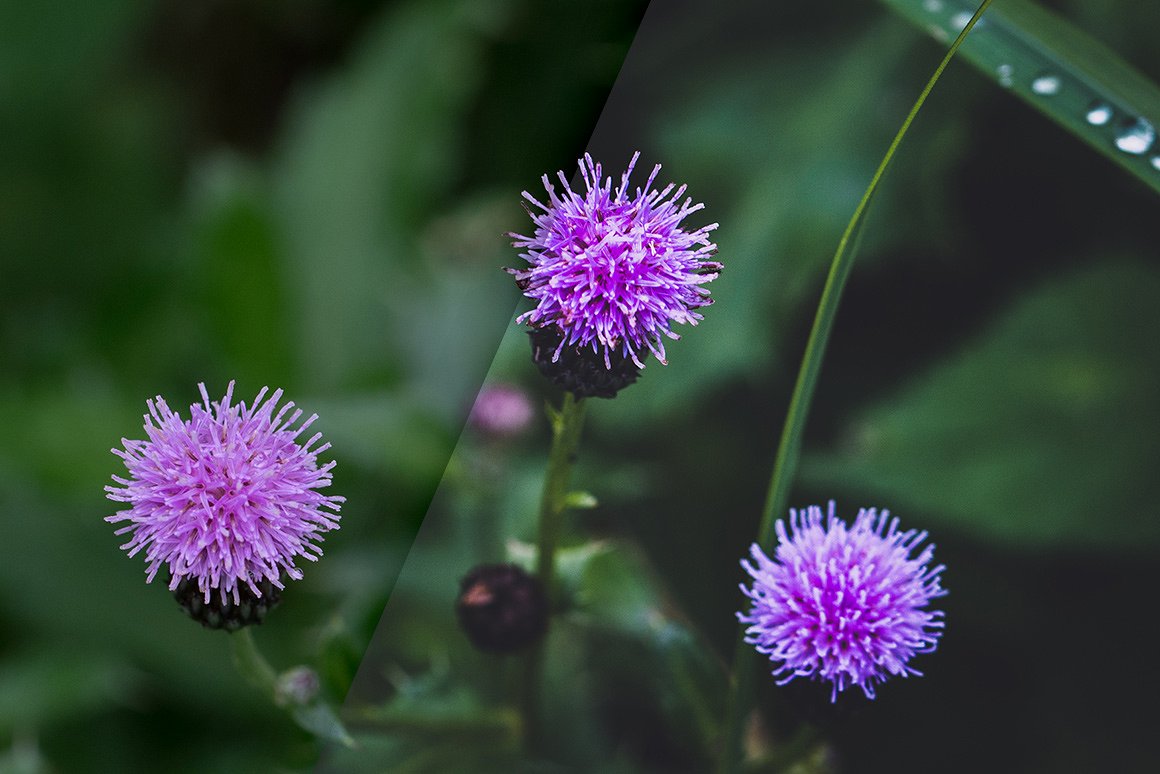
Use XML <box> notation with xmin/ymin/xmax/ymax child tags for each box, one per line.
<box><xmin>106</xmin><ymin>382</ymin><xmax>343</xmax><ymax>605</ymax></box>
<box><xmin>738</xmin><ymin>502</ymin><xmax>946</xmax><ymax>701</ymax></box>
<box><xmin>509</xmin><ymin>152</ymin><xmax>721</xmax><ymax>368</ymax></box>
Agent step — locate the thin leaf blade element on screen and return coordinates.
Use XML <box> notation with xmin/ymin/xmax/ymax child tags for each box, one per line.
<box><xmin>883</xmin><ymin>0</ymin><xmax>1160</xmax><ymax>194</ymax></box>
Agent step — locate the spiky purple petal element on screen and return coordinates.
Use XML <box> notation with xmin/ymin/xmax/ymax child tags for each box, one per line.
<box><xmin>738</xmin><ymin>502</ymin><xmax>946</xmax><ymax>701</ymax></box>
<box><xmin>106</xmin><ymin>381</ymin><xmax>343</xmax><ymax>605</ymax></box>
<box><xmin>509</xmin><ymin>152</ymin><xmax>721</xmax><ymax>368</ymax></box>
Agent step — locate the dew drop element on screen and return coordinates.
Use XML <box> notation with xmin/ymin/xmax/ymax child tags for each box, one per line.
<box><xmin>951</xmin><ymin>11</ymin><xmax>973</xmax><ymax>30</ymax></box>
<box><xmin>1085</xmin><ymin>102</ymin><xmax>1113</xmax><ymax>126</ymax></box>
<box><xmin>1030</xmin><ymin>74</ymin><xmax>1061</xmax><ymax>96</ymax></box>
<box><xmin>922</xmin><ymin>0</ymin><xmax>944</xmax><ymax>12</ymax></box>
<box><xmin>1151</xmin><ymin>156</ymin><xmax>1160</xmax><ymax>172</ymax></box>
<box><xmin>996</xmin><ymin>64</ymin><xmax>1014</xmax><ymax>89</ymax></box>
<box><xmin>1114</xmin><ymin>118</ymin><xmax>1156</xmax><ymax>155</ymax></box>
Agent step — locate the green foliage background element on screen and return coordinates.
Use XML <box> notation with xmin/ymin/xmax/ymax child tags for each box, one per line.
<box><xmin>1</xmin><ymin>0</ymin><xmax>1158</xmax><ymax>771</ymax></box>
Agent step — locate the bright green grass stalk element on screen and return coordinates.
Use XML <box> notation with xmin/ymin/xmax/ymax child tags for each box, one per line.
<box><xmin>884</xmin><ymin>0</ymin><xmax>1160</xmax><ymax>196</ymax></box>
<box><xmin>715</xmin><ymin>2</ymin><xmax>993</xmax><ymax>771</ymax></box>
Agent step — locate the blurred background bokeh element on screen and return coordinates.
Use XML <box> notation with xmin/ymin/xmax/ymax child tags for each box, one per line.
<box><xmin>0</xmin><ymin>0</ymin><xmax>643</xmax><ymax>769</ymax></box>
<box><xmin>3</xmin><ymin>0</ymin><xmax>1160</xmax><ymax>771</ymax></box>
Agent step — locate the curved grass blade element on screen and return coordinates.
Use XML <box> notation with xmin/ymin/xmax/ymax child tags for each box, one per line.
<box><xmin>883</xmin><ymin>0</ymin><xmax>1160</xmax><ymax>195</ymax></box>
<box><xmin>716</xmin><ymin>3</ymin><xmax>993</xmax><ymax>771</ymax></box>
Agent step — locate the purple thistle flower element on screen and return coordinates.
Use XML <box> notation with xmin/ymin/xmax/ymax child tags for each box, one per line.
<box><xmin>738</xmin><ymin>502</ymin><xmax>946</xmax><ymax>702</ymax></box>
<box><xmin>509</xmin><ymin>152</ymin><xmax>721</xmax><ymax>369</ymax></box>
<box><xmin>106</xmin><ymin>382</ymin><xmax>343</xmax><ymax>606</ymax></box>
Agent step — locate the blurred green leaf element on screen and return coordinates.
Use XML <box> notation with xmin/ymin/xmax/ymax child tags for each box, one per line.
<box><xmin>334</xmin><ymin>668</ymin><xmax>521</xmax><ymax>772</ymax></box>
<box><xmin>563</xmin><ymin>491</ymin><xmax>599</xmax><ymax>510</ymax></box>
<box><xmin>0</xmin><ymin>653</ymin><xmax>137</xmax><ymax>733</ymax></box>
<box><xmin>573</xmin><ymin>542</ymin><xmax>659</xmax><ymax>633</ymax></box>
<box><xmin>505</xmin><ymin>539</ymin><xmax>610</xmax><ymax>593</ymax></box>
<box><xmin>802</xmin><ymin>261</ymin><xmax>1160</xmax><ymax>549</ymax></box>
<box><xmin>272</xmin><ymin>0</ymin><xmax>514</xmax><ymax>390</ymax></box>
<box><xmin>0</xmin><ymin>733</ymin><xmax>50</xmax><ymax>774</ymax></box>
<box><xmin>293</xmin><ymin>703</ymin><xmax>355</xmax><ymax>749</ymax></box>
<box><xmin>883</xmin><ymin>0</ymin><xmax>1160</xmax><ymax>195</ymax></box>
<box><xmin>596</xmin><ymin>20</ymin><xmax>933</xmax><ymax>428</ymax></box>
<box><xmin>189</xmin><ymin>153</ymin><xmax>293</xmax><ymax>385</ymax></box>
<box><xmin>567</xmin><ymin>542</ymin><xmax>726</xmax><ymax>761</ymax></box>
<box><xmin>0</xmin><ymin>387</ymin><xmax>130</xmax><ymax>502</ymax></box>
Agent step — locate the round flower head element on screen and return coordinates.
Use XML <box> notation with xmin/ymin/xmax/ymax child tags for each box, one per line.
<box><xmin>106</xmin><ymin>382</ymin><xmax>343</xmax><ymax>608</ymax></box>
<box><xmin>738</xmin><ymin>502</ymin><xmax>946</xmax><ymax>702</ymax></box>
<box><xmin>509</xmin><ymin>152</ymin><xmax>721</xmax><ymax>370</ymax></box>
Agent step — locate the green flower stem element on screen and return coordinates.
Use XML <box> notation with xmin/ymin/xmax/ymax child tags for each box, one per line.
<box><xmin>715</xmin><ymin>2</ymin><xmax>992</xmax><ymax>772</ymax></box>
<box><xmin>231</xmin><ymin>627</ymin><xmax>278</xmax><ymax>700</ymax></box>
<box><xmin>534</xmin><ymin>392</ymin><xmax>589</xmax><ymax>596</ymax></box>
<box><xmin>522</xmin><ymin>391</ymin><xmax>588</xmax><ymax>749</ymax></box>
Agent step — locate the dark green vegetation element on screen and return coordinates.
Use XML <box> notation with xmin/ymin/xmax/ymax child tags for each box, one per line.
<box><xmin>2</xmin><ymin>0</ymin><xmax>1158</xmax><ymax>771</ymax></box>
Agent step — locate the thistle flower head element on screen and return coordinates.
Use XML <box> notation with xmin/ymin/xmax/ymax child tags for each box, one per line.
<box><xmin>509</xmin><ymin>152</ymin><xmax>721</xmax><ymax>369</ymax></box>
<box><xmin>738</xmin><ymin>502</ymin><xmax>946</xmax><ymax>702</ymax></box>
<box><xmin>106</xmin><ymin>382</ymin><xmax>343</xmax><ymax>607</ymax></box>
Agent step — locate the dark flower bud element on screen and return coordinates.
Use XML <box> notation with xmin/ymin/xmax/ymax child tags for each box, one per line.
<box><xmin>172</xmin><ymin>576</ymin><xmax>282</xmax><ymax>632</ymax></box>
<box><xmin>528</xmin><ymin>326</ymin><xmax>642</xmax><ymax>399</ymax></box>
<box><xmin>456</xmin><ymin>564</ymin><xmax>549</xmax><ymax>654</ymax></box>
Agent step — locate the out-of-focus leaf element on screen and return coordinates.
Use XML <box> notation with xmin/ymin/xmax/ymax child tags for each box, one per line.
<box><xmin>573</xmin><ymin>542</ymin><xmax>659</xmax><ymax>633</ymax></box>
<box><xmin>0</xmin><ymin>653</ymin><xmax>137</xmax><ymax>733</ymax></box>
<box><xmin>883</xmin><ymin>0</ymin><xmax>1160</xmax><ymax>195</ymax></box>
<box><xmin>0</xmin><ymin>387</ymin><xmax>130</xmax><ymax>502</ymax></box>
<box><xmin>293</xmin><ymin>703</ymin><xmax>355</xmax><ymax>749</ymax></box>
<box><xmin>272</xmin><ymin>0</ymin><xmax>515</xmax><ymax>390</ymax></box>
<box><xmin>563</xmin><ymin>491</ymin><xmax>599</xmax><ymax>509</ymax></box>
<box><xmin>567</xmin><ymin>542</ymin><xmax>726</xmax><ymax>761</ymax></box>
<box><xmin>802</xmin><ymin>261</ymin><xmax>1160</xmax><ymax>549</ymax></box>
<box><xmin>594</xmin><ymin>21</ymin><xmax>937</xmax><ymax>428</ymax></box>
<box><xmin>188</xmin><ymin>153</ymin><xmax>292</xmax><ymax>386</ymax></box>
<box><xmin>505</xmin><ymin>539</ymin><xmax>611</xmax><ymax>593</ymax></box>
<box><xmin>309</xmin><ymin>392</ymin><xmax>450</xmax><ymax>478</ymax></box>
<box><xmin>329</xmin><ymin>667</ymin><xmax>521</xmax><ymax>772</ymax></box>
<box><xmin>0</xmin><ymin>733</ymin><xmax>50</xmax><ymax>774</ymax></box>
<box><xmin>0</xmin><ymin>1</ymin><xmax>141</xmax><ymax>107</ymax></box>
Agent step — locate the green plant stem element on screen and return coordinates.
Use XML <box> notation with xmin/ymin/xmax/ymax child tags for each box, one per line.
<box><xmin>534</xmin><ymin>392</ymin><xmax>589</xmax><ymax>594</ymax></box>
<box><xmin>715</xmin><ymin>2</ymin><xmax>992</xmax><ymax>772</ymax></box>
<box><xmin>231</xmin><ymin>627</ymin><xmax>278</xmax><ymax>700</ymax></box>
<box><xmin>522</xmin><ymin>391</ymin><xmax>588</xmax><ymax>750</ymax></box>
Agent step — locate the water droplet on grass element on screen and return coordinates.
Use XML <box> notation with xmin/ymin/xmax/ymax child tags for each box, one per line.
<box><xmin>1151</xmin><ymin>156</ymin><xmax>1160</xmax><ymax>172</ymax></box>
<box><xmin>1114</xmin><ymin>118</ymin><xmax>1156</xmax><ymax>155</ymax></box>
<box><xmin>922</xmin><ymin>0</ymin><xmax>944</xmax><ymax>12</ymax></box>
<box><xmin>1085</xmin><ymin>102</ymin><xmax>1113</xmax><ymax>126</ymax></box>
<box><xmin>1030</xmin><ymin>74</ymin><xmax>1061</xmax><ymax>96</ymax></box>
<box><xmin>996</xmin><ymin>64</ymin><xmax>1014</xmax><ymax>88</ymax></box>
<box><xmin>951</xmin><ymin>11</ymin><xmax>976</xmax><ymax>30</ymax></box>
